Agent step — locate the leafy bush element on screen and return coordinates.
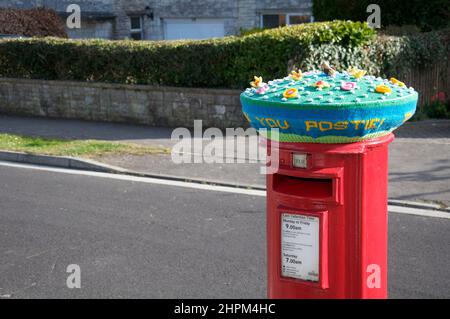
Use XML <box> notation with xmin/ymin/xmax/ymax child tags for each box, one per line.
<box><xmin>0</xmin><ymin>21</ymin><xmax>375</xmax><ymax>88</ymax></box>
<box><xmin>313</xmin><ymin>0</ymin><xmax>450</xmax><ymax>31</ymax></box>
<box><xmin>0</xmin><ymin>20</ymin><xmax>446</xmax><ymax>90</ymax></box>
<box><xmin>0</xmin><ymin>7</ymin><xmax>67</xmax><ymax>38</ymax></box>
<box><xmin>426</xmin><ymin>101</ymin><xmax>450</xmax><ymax>119</ymax></box>
<box><xmin>380</xmin><ymin>25</ymin><xmax>421</xmax><ymax>36</ymax></box>
<box><xmin>412</xmin><ymin>100</ymin><xmax>450</xmax><ymax>121</ymax></box>
<box><xmin>302</xmin><ymin>30</ymin><xmax>448</xmax><ymax>78</ymax></box>
<box><xmin>238</xmin><ymin>27</ymin><xmax>266</xmax><ymax>36</ymax></box>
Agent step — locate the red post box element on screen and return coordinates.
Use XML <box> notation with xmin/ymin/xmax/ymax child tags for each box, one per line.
<box><xmin>266</xmin><ymin>134</ymin><xmax>393</xmax><ymax>299</ymax></box>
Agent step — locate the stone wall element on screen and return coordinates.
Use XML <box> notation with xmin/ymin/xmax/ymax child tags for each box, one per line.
<box><xmin>237</xmin><ymin>0</ymin><xmax>257</xmax><ymax>31</ymax></box>
<box><xmin>0</xmin><ymin>78</ymin><xmax>245</xmax><ymax>129</ymax></box>
<box><xmin>0</xmin><ymin>0</ymin><xmax>114</xmax><ymax>12</ymax></box>
<box><xmin>66</xmin><ymin>19</ymin><xmax>114</xmax><ymax>39</ymax></box>
<box><xmin>256</xmin><ymin>0</ymin><xmax>312</xmax><ymax>11</ymax></box>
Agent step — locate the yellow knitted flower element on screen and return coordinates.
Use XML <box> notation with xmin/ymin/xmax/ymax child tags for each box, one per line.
<box><xmin>290</xmin><ymin>69</ymin><xmax>303</xmax><ymax>81</ymax></box>
<box><xmin>348</xmin><ymin>67</ymin><xmax>366</xmax><ymax>79</ymax></box>
<box><xmin>390</xmin><ymin>77</ymin><xmax>406</xmax><ymax>87</ymax></box>
<box><xmin>250</xmin><ymin>76</ymin><xmax>263</xmax><ymax>88</ymax></box>
<box><xmin>283</xmin><ymin>88</ymin><xmax>298</xmax><ymax>99</ymax></box>
<box><xmin>375</xmin><ymin>84</ymin><xmax>392</xmax><ymax>94</ymax></box>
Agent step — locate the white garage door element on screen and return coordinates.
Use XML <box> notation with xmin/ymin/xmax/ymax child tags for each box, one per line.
<box><xmin>164</xmin><ymin>19</ymin><xmax>225</xmax><ymax>40</ymax></box>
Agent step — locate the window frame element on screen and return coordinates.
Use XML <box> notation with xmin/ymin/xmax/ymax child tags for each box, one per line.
<box><xmin>286</xmin><ymin>13</ymin><xmax>311</xmax><ymax>25</ymax></box>
<box><xmin>260</xmin><ymin>13</ymin><xmax>312</xmax><ymax>28</ymax></box>
<box><xmin>130</xmin><ymin>16</ymin><xmax>143</xmax><ymax>40</ymax></box>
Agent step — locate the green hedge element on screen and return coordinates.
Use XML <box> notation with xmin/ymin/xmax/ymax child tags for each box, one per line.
<box><xmin>313</xmin><ymin>0</ymin><xmax>450</xmax><ymax>31</ymax></box>
<box><xmin>0</xmin><ymin>21</ymin><xmax>375</xmax><ymax>89</ymax></box>
<box><xmin>0</xmin><ymin>20</ymin><xmax>446</xmax><ymax>89</ymax></box>
<box><xmin>302</xmin><ymin>30</ymin><xmax>448</xmax><ymax>77</ymax></box>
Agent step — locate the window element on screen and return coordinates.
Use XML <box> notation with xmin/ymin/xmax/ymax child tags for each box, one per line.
<box><xmin>262</xmin><ymin>15</ymin><xmax>286</xmax><ymax>28</ymax></box>
<box><xmin>130</xmin><ymin>16</ymin><xmax>143</xmax><ymax>40</ymax></box>
<box><xmin>261</xmin><ymin>13</ymin><xmax>311</xmax><ymax>29</ymax></box>
<box><xmin>288</xmin><ymin>15</ymin><xmax>310</xmax><ymax>25</ymax></box>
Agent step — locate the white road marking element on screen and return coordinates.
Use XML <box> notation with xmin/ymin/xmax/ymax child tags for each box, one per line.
<box><xmin>0</xmin><ymin>161</ymin><xmax>266</xmax><ymax>197</ymax></box>
<box><xmin>388</xmin><ymin>205</ymin><xmax>450</xmax><ymax>219</ymax></box>
<box><xmin>1</xmin><ymin>160</ymin><xmax>449</xmax><ymax>220</ymax></box>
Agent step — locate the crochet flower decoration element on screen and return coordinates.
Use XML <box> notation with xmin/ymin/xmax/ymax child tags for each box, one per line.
<box><xmin>348</xmin><ymin>67</ymin><xmax>366</xmax><ymax>79</ymax></box>
<box><xmin>283</xmin><ymin>88</ymin><xmax>298</xmax><ymax>99</ymax></box>
<box><xmin>341</xmin><ymin>82</ymin><xmax>357</xmax><ymax>91</ymax></box>
<box><xmin>290</xmin><ymin>69</ymin><xmax>303</xmax><ymax>81</ymax></box>
<box><xmin>390</xmin><ymin>77</ymin><xmax>406</xmax><ymax>87</ymax></box>
<box><xmin>250</xmin><ymin>76</ymin><xmax>263</xmax><ymax>88</ymax></box>
<box><xmin>255</xmin><ymin>84</ymin><xmax>269</xmax><ymax>95</ymax></box>
<box><xmin>375</xmin><ymin>84</ymin><xmax>392</xmax><ymax>94</ymax></box>
<box><xmin>313</xmin><ymin>80</ymin><xmax>331</xmax><ymax>90</ymax></box>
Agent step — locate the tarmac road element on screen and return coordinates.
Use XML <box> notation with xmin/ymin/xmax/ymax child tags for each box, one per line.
<box><xmin>0</xmin><ymin>163</ymin><xmax>449</xmax><ymax>298</ymax></box>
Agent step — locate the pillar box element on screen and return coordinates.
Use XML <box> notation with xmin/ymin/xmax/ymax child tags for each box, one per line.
<box><xmin>241</xmin><ymin>67</ymin><xmax>418</xmax><ymax>299</ymax></box>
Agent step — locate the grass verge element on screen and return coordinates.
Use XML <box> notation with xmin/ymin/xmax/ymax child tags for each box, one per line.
<box><xmin>0</xmin><ymin>133</ymin><xmax>170</xmax><ymax>158</ymax></box>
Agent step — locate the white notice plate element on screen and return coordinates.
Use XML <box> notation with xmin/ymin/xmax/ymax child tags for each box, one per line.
<box><xmin>292</xmin><ymin>153</ymin><xmax>307</xmax><ymax>168</ymax></box>
<box><xmin>281</xmin><ymin>213</ymin><xmax>319</xmax><ymax>282</ymax></box>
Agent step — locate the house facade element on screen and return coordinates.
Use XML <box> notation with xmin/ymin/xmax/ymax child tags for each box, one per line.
<box><xmin>1</xmin><ymin>0</ymin><xmax>313</xmax><ymax>40</ymax></box>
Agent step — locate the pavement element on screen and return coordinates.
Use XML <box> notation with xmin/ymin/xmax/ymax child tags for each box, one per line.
<box><xmin>0</xmin><ymin>115</ymin><xmax>449</xmax><ymax>206</ymax></box>
<box><xmin>0</xmin><ymin>163</ymin><xmax>449</xmax><ymax>298</ymax></box>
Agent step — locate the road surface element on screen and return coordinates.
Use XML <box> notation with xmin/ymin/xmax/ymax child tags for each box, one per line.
<box><xmin>0</xmin><ymin>162</ymin><xmax>449</xmax><ymax>298</ymax></box>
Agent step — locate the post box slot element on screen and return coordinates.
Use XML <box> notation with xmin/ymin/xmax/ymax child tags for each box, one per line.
<box><xmin>273</xmin><ymin>175</ymin><xmax>333</xmax><ymax>199</ymax></box>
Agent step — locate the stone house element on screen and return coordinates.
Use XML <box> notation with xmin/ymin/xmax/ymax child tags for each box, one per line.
<box><xmin>0</xmin><ymin>0</ymin><xmax>313</xmax><ymax>40</ymax></box>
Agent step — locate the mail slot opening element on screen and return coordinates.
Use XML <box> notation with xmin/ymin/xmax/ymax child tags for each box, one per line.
<box><xmin>273</xmin><ymin>175</ymin><xmax>333</xmax><ymax>199</ymax></box>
